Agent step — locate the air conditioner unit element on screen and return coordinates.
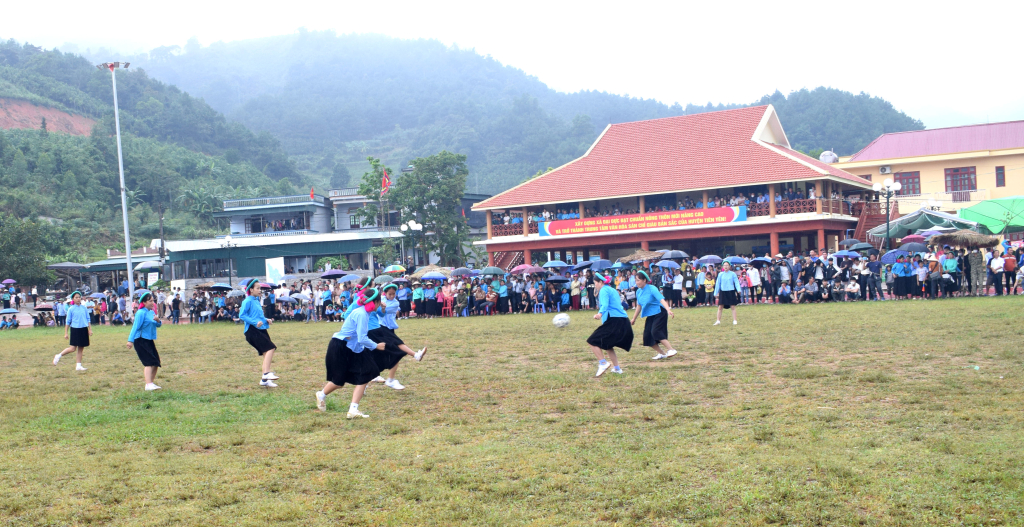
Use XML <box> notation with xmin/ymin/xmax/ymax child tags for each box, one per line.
<box><xmin>879</xmin><ymin>166</ymin><xmax>892</xmax><ymax>174</ymax></box>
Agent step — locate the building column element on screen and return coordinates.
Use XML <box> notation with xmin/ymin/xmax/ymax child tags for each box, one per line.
<box><xmin>488</xmin><ymin>251</ymin><xmax>495</xmax><ymax>266</ymax></box>
<box><xmin>641</xmin><ymin>241</ymin><xmax>650</xmax><ymax>251</ymax></box>
<box><xmin>768</xmin><ymin>184</ymin><xmax>777</xmax><ymax>218</ymax></box>
<box><xmin>770</xmin><ymin>231</ymin><xmax>780</xmax><ymax>256</ymax></box>
<box><xmin>702</xmin><ymin>190</ymin><xmax>709</xmax><ymax>208</ymax></box>
<box><xmin>579</xmin><ymin>201</ymin><xmax>586</xmax><ymax>219</ymax></box>
<box><xmin>817</xmin><ymin>229</ymin><xmax>826</xmax><ymax>251</ymax></box>
<box><xmin>523</xmin><ymin>249</ymin><xmax>532</xmax><ymax>266</ymax></box>
<box><xmin>599</xmin><ymin>248</ymin><xmax>608</xmax><ymax>259</ymax></box>
<box><xmin>486</xmin><ymin>211</ymin><xmax>493</xmax><ymax>239</ymax></box>
<box><xmin>639</xmin><ymin>196</ymin><xmax>645</xmax><ymax>214</ymax></box>
<box><xmin>522</xmin><ymin>208</ymin><xmax>529</xmax><ymax>236</ymax></box>
<box><xmin>815</xmin><ymin>180</ymin><xmax>823</xmax><ymax>214</ymax></box>
<box><xmin>582</xmin><ymin>248</ymin><xmax>590</xmax><ymax>262</ymax></box>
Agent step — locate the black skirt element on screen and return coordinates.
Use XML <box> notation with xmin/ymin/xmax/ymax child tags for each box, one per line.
<box><xmin>325</xmin><ymin>337</ymin><xmax>380</xmax><ymax>387</ymax></box>
<box><xmin>719</xmin><ymin>290</ymin><xmax>739</xmax><ymax>309</ymax></box>
<box><xmin>244</xmin><ymin>326</ymin><xmax>276</xmax><ymax>355</ymax></box>
<box><xmin>399</xmin><ymin>299</ymin><xmax>411</xmax><ymax>313</ymax></box>
<box><xmin>134</xmin><ymin>338</ymin><xmax>161</xmax><ymax>367</ymax></box>
<box><xmin>587</xmin><ymin>316</ymin><xmax>633</xmax><ymax>352</ymax></box>
<box><xmin>69</xmin><ymin>326</ymin><xmax>90</xmax><ymax>347</ymax></box>
<box><xmin>643</xmin><ymin>308</ymin><xmax>669</xmax><ymax>346</ymax></box>
<box><xmin>895</xmin><ymin>276</ymin><xmax>911</xmax><ymax>296</ymax></box>
<box><xmin>414</xmin><ymin>300</ymin><xmax>426</xmax><ymax>315</ymax></box>
<box><xmin>426</xmin><ymin>298</ymin><xmax>438</xmax><ymax>316</ymax></box>
<box><xmin>368</xmin><ymin>327</ymin><xmax>406</xmax><ymax>371</ymax></box>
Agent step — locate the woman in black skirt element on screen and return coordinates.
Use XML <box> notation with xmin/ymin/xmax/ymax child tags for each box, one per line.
<box><xmin>316</xmin><ymin>288</ymin><xmax>386</xmax><ymax>418</ymax></box>
<box><xmin>238</xmin><ymin>278</ymin><xmax>280</xmax><ymax>388</ymax></box>
<box><xmin>125</xmin><ymin>292</ymin><xmax>164</xmax><ymax>391</ymax></box>
<box><xmin>367</xmin><ymin>283</ymin><xmax>427</xmax><ymax>390</ymax></box>
<box><xmin>587</xmin><ymin>273</ymin><xmax>634</xmax><ymax>377</ymax></box>
<box><xmin>412</xmin><ymin>282</ymin><xmax>426</xmax><ymax>318</ymax></box>
<box><xmin>629</xmin><ymin>271</ymin><xmax>677</xmax><ymax>361</ymax></box>
<box><xmin>713</xmin><ymin>262</ymin><xmax>742</xmax><ymax>326</ymax></box>
<box><xmin>54</xmin><ymin>291</ymin><xmax>92</xmax><ymax>371</ymax></box>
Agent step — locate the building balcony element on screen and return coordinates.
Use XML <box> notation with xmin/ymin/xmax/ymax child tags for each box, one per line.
<box><xmin>217</xmin><ymin>230</ymin><xmax>320</xmax><ymax>239</ymax></box>
<box><xmin>223</xmin><ymin>195</ymin><xmax>326</xmax><ymax>209</ymax></box>
<box><xmin>892</xmin><ymin>189</ymin><xmax>990</xmax><ymax>208</ymax></box>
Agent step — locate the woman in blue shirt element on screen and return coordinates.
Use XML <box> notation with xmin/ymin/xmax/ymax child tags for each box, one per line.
<box><xmin>629</xmin><ymin>271</ymin><xmax>676</xmax><ymax>360</ymax></box>
<box><xmin>239</xmin><ymin>279</ymin><xmax>279</xmax><ymax>387</ymax></box>
<box><xmin>126</xmin><ymin>292</ymin><xmax>164</xmax><ymax>391</ymax></box>
<box><xmin>891</xmin><ymin>255</ymin><xmax>911</xmax><ymax>299</ymax></box>
<box><xmin>424</xmin><ymin>282</ymin><xmax>438</xmax><ymax>319</ymax></box>
<box><xmin>586</xmin><ymin>273</ymin><xmax>633</xmax><ymax>377</ymax></box>
<box><xmin>367</xmin><ymin>283</ymin><xmax>427</xmax><ymax>391</ymax></box>
<box><xmin>396</xmin><ymin>284</ymin><xmax>411</xmax><ymax>318</ymax></box>
<box><xmin>713</xmin><ymin>262</ymin><xmax>743</xmax><ymax>325</ymax></box>
<box><xmin>316</xmin><ymin>287</ymin><xmax>387</xmax><ymax>418</ymax></box>
<box><xmin>54</xmin><ymin>291</ymin><xmax>92</xmax><ymax>371</ymax></box>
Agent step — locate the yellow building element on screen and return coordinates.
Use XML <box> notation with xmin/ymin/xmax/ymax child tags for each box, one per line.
<box><xmin>834</xmin><ymin>120</ymin><xmax>1024</xmax><ymax>211</ymax></box>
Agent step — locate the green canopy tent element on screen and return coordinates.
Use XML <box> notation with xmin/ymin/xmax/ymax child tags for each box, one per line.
<box><xmin>867</xmin><ymin>207</ymin><xmax>978</xmax><ymax>239</ymax></box>
<box><xmin>958</xmin><ymin>196</ymin><xmax>1024</xmax><ymax>235</ymax></box>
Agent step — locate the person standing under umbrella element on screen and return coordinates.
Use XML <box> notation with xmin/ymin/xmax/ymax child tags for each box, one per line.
<box><xmin>53</xmin><ymin>291</ymin><xmax>91</xmax><ymax>371</ymax></box>
<box><xmin>587</xmin><ymin>273</ymin><xmax>633</xmax><ymax>377</ymax></box>
<box><xmin>126</xmin><ymin>292</ymin><xmax>164</xmax><ymax>391</ymax></box>
<box><xmin>629</xmin><ymin>271</ymin><xmax>677</xmax><ymax>361</ymax></box>
<box><xmin>714</xmin><ymin>262</ymin><xmax>742</xmax><ymax>325</ymax></box>
<box><xmin>238</xmin><ymin>279</ymin><xmax>280</xmax><ymax>387</ymax></box>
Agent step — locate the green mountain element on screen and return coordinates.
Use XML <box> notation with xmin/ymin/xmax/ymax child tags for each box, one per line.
<box><xmin>118</xmin><ymin>31</ymin><xmax>924</xmax><ymax>194</ymax></box>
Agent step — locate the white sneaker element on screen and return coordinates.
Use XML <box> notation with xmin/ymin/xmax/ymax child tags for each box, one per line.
<box><xmin>665</xmin><ymin>349</ymin><xmax>678</xmax><ymax>358</ymax></box>
<box><xmin>384</xmin><ymin>379</ymin><xmax>405</xmax><ymax>390</ymax></box>
<box><xmin>262</xmin><ymin>372</ymin><xmax>280</xmax><ymax>380</ymax></box>
<box><xmin>371</xmin><ymin>376</ymin><xmax>386</xmax><ymax>383</ymax></box>
<box><xmin>260</xmin><ymin>379</ymin><xmax>278</xmax><ymax>388</ymax></box>
<box><xmin>76</xmin><ymin>365</ymin><xmax>87</xmax><ymax>371</ymax></box>
<box><xmin>611</xmin><ymin>366</ymin><xmax>623</xmax><ymax>374</ymax></box>
<box><xmin>596</xmin><ymin>362</ymin><xmax>611</xmax><ymax>377</ymax></box>
<box><xmin>414</xmin><ymin>347</ymin><xmax>427</xmax><ymax>361</ymax></box>
<box><xmin>733</xmin><ymin>320</ymin><xmax>738</xmax><ymax>325</ymax></box>
<box><xmin>652</xmin><ymin>353</ymin><xmax>667</xmax><ymax>360</ymax></box>
<box><xmin>347</xmin><ymin>409</ymin><xmax>369</xmax><ymax>419</ymax></box>
<box><xmin>315</xmin><ymin>391</ymin><xmax>326</xmax><ymax>412</ymax></box>
<box><xmin>53</xmin><ymin>354</ymin><xmax>61</xmax><ymax>366</ymax></box>
<box><xmin>145</xmin><ymin>383</ymin><xmax>161</xmax><ymax>391</ymax></box>
<box><xmin>713</xmin><ymin>320</ymin><xmax>721</xmax><ymax>326</ymax></box>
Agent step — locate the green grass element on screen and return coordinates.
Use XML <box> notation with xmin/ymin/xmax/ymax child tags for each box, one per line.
<box><xmin>1</xmin><ymin>298</ymin><xmax>1023</xmax><ymax>526</ymax></box>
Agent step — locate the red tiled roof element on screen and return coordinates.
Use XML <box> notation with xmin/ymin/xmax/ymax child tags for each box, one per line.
<box><xmin>474</xmin><ymin>106</ymin><xmax>871</xmax><ymax>210</ymax></box>
<box><xmin>849</xmin><ymin>120</ymin><xmax>1024</xmax><ymax>162</ymax></box>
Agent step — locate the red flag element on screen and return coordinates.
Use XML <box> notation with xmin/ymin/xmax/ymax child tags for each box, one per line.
<box><xmin>310</xmin><ymin>187</ymin><xmax>314</xmax><ymax>199</ymax></box>
<box><xmin>461</xmin><ymin>208</ymin><xmax>465</xmax><ymax>217</ymax></box>
<box><xmin>381</xmin><ymin>169</ymin><xmax>392</xmax><ymax>197</ymax></box>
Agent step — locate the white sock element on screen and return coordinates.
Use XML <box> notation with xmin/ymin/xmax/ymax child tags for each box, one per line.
<box><xmin>317</xmin><ymin>390</ymin><xmax>325</xmax><ymax>399</ymax></box>
<box><xmin>76</xmin><ymin>363</ymin><xmax>82</xmax><ymax>368</ymax></box>
<box><xmin>349</xmin><ymin>402</ymin><xmax>359</xmax><ymax>411</ymax></box>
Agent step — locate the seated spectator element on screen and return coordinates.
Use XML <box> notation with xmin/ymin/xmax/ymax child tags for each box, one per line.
<box><xmin>560</xmin><ymin>288</ymin><xmax>571</xmax><ymax>311</ymax></box>
<box><xmin>111</xmin><ymin>311</ymin><xmax>125</xmax><ymax>326</ymax></box>
<box><xmin>778</xmin><ymin>283</ymin><xmax>793</xmax><ymax>303</ymax></box>
<box><xmin>797</xmin><ymin>278</ymin><xmax>820</xmax><ymax>303</ymax></box>
<box><xmin>845</xmin><ymin>280</ymin><xmax>861</xmax><ymax>301</ymax></box>
<box><xmin>0</xmin><ymin>316</ymin><xmax>9</xmax><ymax>330</ymax></box>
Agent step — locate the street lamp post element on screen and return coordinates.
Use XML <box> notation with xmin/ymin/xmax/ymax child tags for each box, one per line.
<box><xmin>400</xmin><ymin>220</ymin><xmax>423</xmax><ymax>266</ymax></box>
<box><xmin>97</xmin><ymin>61</ymin><xmax>134</xmax><ymax>302</ymax></box>
<box><xmin>221</xmin><ymin>235</ymin><xmax>237</xmax><ymax>287</ymax></box>
<box><xmin>872</xmin><ymin>179</ymin><xmax>902</xmax><ymax>251</ymax></box>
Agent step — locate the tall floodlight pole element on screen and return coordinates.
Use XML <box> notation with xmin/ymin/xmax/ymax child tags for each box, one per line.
<box><xmin>98</xmin><ymin>61</ymin><xmax>134</xmax><ymax>301</ymax></box>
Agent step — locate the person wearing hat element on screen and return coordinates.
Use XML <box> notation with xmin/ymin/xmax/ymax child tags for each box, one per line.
<box><xmin>339</xmin><ymin>276</ymin><xmax>372</xmax><ymax>320</ymax></box>
<box><xmin>891</xmin><ymin>254</ymin><xmax>912</xmax><ymax>300</ymax></box>
<box><xmin>367</xmin><ymin>283</ymin><xmax>427</xmax><ymax>390</ymax></box>
<box><xmin>239</xmin><ymin>279</ymin><xmax>280</xmax><ymax>387</ymax></box>
<box><xmin>53</xmin><ymin>291</ymin><xmax>92</xmax><ymax>371</ymax></box>
<box><xmin>629</xmin><ymin>270</ymin><xmax>677</xmax><ymax>361</ymax></box>
<box><xmin>587</xmin><ymin>272</ymin><xmax>633</xmax><ymax>377</ymax></box>
<box><xmin>316</xmin><ymin>287</ymin><xmax>387</xmax><ymax>418</ymax></box>
<box><xmin>126</xmin><ymin>291</ymin><xmax>164</xmax><ymax>391</ymax></box>
<box><xmin>411</xmin><ymin>281</ymin><xmax>425</xmax><ymax>318</ymax></box>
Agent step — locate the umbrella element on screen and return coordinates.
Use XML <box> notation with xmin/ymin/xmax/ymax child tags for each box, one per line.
<box><xmin>901</xmin><ymin>234</ymin><xmax>926</xmax><ymax>244</ymax></box>
<box><xmin>227</xmin><ymin>290</ymin><xmax>245</xmax><ymax>298</ymax></box>
<box><xmin>589</xmin><ymin>259</ymin><xmax>613</xmax><ymax>271</ymax></box>
<box><xmin>34</xmin><ymin>303</ymin><xmax>54</xmax><ymax>311</ymax></box>
<box><xmin>89</xmin><ymin>293</ymin><xmax>106</xmax><ymax>299</ymax></box>
<box><xmin>661</xmin><ymin>250</ymin><xmax>689</xmax><ymax>259</ymax></box>
<box><xmin>832</xmin><ymin>250</ymin><xmax>860</xmax><ymax>259</ymax></box>
<box><xmin>450</xmin><ymin>267</ymin><xmax>475</xmax><ymax>277</ymax></box>
<box><xmin>373</xmin><ymin>275</ymin><xmax>395</xmax><ymax>285</ymax></box>
<box><xmin>421</xmin><ymin>272</ymin><xmax>448</xmax><ymax>281</ymax></box>
<box><xmin>0</xmin><ymin>308</ymin><xmax>18</xmax><ymax>314</ymax></box>
<box><xmin>750</xmin><ymin>257</ymin><xmax>773</xmax><ymax>268</ymax></box>
<box><xmin>320</xmin><ymin>269</ymin><xmax>348</xmax><ymax>279</ymax></box>
<box><xmin>208</xmin><ymin>283</ymin><xmax>234</xmax><ymax>291</ymax></box>
<box><xmin>260</xmin><ymin>283</ymin><xmax>275</xmax><ymax>291</ymax></box>
<box><xmin>958</xmin><ymin>196</ymin><xmax>1024</xmax><ymax>235</ymax></box>
<box><xmin>542</xmin><ymin>260</ymin><xmax>568</xmax><ymax>268</ymax></box>
<box><xmin>725</xmin><ymin>256</ymin><xmax>748</xmax><ymax>265</ymax></box>
<box><xmin>546</xmin><ymin>276</ymin><xmax>570</xmax><ymax>283</ymax></box>
<box><xmin>277</xmin><ymin>296</ymin><xmax>297</xmax><ymax>304</ymax></box>
<box><xmin>653</xmin><ymin>260</ymin><xmax>681</xmax><ymax>269</ymax></box>
<box><xmin>880</xmin><ymin>250</ymin><xmax>909</xmax><ymax>264</ymax></box>
<box><xmin>1</xmin><ymin>279</ymin><xmax>15</xmax><ymax>284</ymax></box>
<box><xmin>383</xmin><ymin>265</ymin><xmax>406</xmax><ymax>274</ymax></box>
<box><xmin>919</xmin><ymin>230</ymin><xmax>944</xmax><ymax>238</ymax></box>
<box><xmin>928</xmin><ymin>229</ymin><xmax>1000</xmax><ymax>249</ymax></box>
<box><xmin>337</xmin><ymin>275</ymin><xmax>361</xmax><ymax>284</ymax></box>
<box><xmin>291</xmin><ymin>293</ymin><xmax>311</xmax><ymax>302</ymax></box>
<box><xmin>393</xmin><ymin>277</ymin><xmax>410</xmax><ymax>284</ymax></box>
<box><xmin>133</xmin><ymin>260</ymin><xmax>161</xmax><ymax>271</ymax></box>
<box><xmin>698</xmin><ymin>255</ymin><xmax>723</xmax><ymax>265</ymax></box>
<box><xmin>133</xmin><ymin>289</ymin><xmax>151</xmax><ymax>298</ymax></box>
<box><xmin>480</xmin><ymin>266</ymin><xmax>505</xmax><ymax>276</ymax></box>
<box><xmin>510</xmin><ymin>264</ymin><xmax>533</xmax><ymax>273</ymax></box>
<box><xmin>609</xmin><ymin>262</ymin><xmax>625</xmax><ymax>270</ymax></box>
<box><xmin>899</xmin><ymin>242</ymin><xmax>929</xmax><ymax>253</ymax></box>
<box><xmin>838</xmin><ymin>239</ymin><xmax>861</xmax><ymax>246</ymax></box>
<box><xmin>849</xmin><ymin>242</ymin><xmax>875</xmax><ymax>251</ymax></box>
<box><xmin>522</xmin><ymin>266</ymin><xmax>547</xmax><ymax>274</ymax></box>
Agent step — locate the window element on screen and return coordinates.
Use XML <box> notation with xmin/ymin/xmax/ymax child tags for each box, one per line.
<box><xmin>347</xmin><ymin>208</ymin><xmax>360</xmax><ymax>229</ymax></box>
<box><xmin>944</xmin><ymin>166</ymin><xmax>977</xmax><ymax>192</ymax></box>
<box><xmin>859</xmin><ymin>174</ymin><xmax>872</xmax><ymax>181</ymax></box>
<box><xmin>893</xmin><ymin>171</ymin><xmax>921</xmax><ymax>196</ymax></box>
<box><xmin>996</xmin><ymin>166</ymin><xmax>1005</xmax><ymax>187</ymax></box>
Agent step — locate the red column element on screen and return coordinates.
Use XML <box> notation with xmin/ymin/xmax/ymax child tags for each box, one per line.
<box><xmin>524</xmin><ymin>249</ymin><xmax>532</xmax><ymax>265</ymax></box>
<box><xmin>817</xmin><ymin>229</ymin><xmax>826</xmax><ymax>252</ymax></box>
<box><xmin>770</xmin><ymin>231</ymin><xmax>780</xmax><ymax>256</ymax></box>
<box><xmin>599</xmin><ymin>248</ymin><xmax>608</xmax><ymax>259</ymax></box>
<box><xmin>641</xmin><ymin>241</ymin><xmax>650</xmax><ymax>250</ymax></box>
<box><xmin>488</xmin><ymin>251</ymin><xmax>495</xmax><ymax>266</ymax></box>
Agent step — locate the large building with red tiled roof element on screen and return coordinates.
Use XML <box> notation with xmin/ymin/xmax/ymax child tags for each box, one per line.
<box><xmin>473</xmin><ymin>105</ymin><xmax>881</xmax><ymax>268</ymax></box>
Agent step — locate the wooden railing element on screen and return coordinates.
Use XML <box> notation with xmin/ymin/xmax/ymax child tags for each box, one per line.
<box><xmin>775</xmin><ymin>199</ymin><xmax>816</xmax><ymax>215</ymax></box>
<box><xmin>491</xmin><ymin>223</ymin><xmax>538</xmax><ymax>237</ymax></box>
<box><xmin>747</xmin><ymin>203</ymin><xmax>770</xmax><ymax>217</ymax></box>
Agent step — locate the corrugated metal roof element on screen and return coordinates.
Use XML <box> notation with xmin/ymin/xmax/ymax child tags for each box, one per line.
<box><xmin>849</xmin><ymin>120</ymin><xmax>1024</xmax><ymax>162</ymax></box>
<box><xmin>154</xmin><ymin>230</ymin><xmax>403</xmax><ymax>254</ymax></box>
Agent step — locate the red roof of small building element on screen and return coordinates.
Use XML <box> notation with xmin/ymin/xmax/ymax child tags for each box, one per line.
<box><xmin>474</xmin><ymin>105</ymin><xmax>870</xmax><ymax>210</ymax></box>
<box><xmin>849</xmin><ymin>120</ymin><xmax>1024</xmax><ymax>162</ymax></box>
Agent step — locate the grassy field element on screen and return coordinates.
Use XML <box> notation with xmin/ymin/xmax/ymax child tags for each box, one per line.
<box><xmin>1</xmin><ymin>298</ymin><xmax>1022</xmax><ymax>526</ymax></box>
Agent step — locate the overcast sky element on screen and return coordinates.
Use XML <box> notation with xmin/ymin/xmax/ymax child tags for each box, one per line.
<box><xmin>4</xmin><ymin>0</ymin><xmax>1022</xmax><ymax>129</ymax></box>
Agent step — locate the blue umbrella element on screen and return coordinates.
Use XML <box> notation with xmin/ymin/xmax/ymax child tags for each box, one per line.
<box><xmin>610</xmin><ymin>262</ymin><xmax>625</xmax><ymax>269</ymax></box>
<box><xmin>698</xmin><ymin>255</ymin><xmax>723</xmax><ymax>266</ymax></box>
<box><xmin>654</xmin><ymin>260</ymin><xmax>681</xmax><ymax>269</ymax></box>
<box><xmin>0</xmin><ymin>308</ymin><xmax>18</xmax><ymax>314</ymax></box>
<box><xmin>421</xmin><ymin>272</ymin><xmax>447</xmax><ymax>280</ymax></box>
<box><xmin>277</xmin><ymin>296</ymin><xmax>297</xmax><ymax>304</ymax></box>
<box><xmin>133</xmin><ymin>289</ymin><xmax>152</xmax><ymax>298</ymax></box>
<box><xmin>725</xmin><ymin>256</ymin><xmax>748</xmax><ymax>265</ymax></box>
<box><xmin>749</xmin><ymin>257</ymin><xmax>773</xmax><ymax>268</ymax></box>
<box><xmin>450</xmin><ymin>267</ymin><xmax>474</xmax><ymax>277</ymax></box>
<box><xmin>881</xmin><ymin>250</ymin><xmax>909</xmax><ymax>265</ymax></box>
<box><xmin>589</xmin><ymin>259</ymin><xmax>613</xmax><ymax>271</ymax></box>
<box><xmin>832</xmin><ymin>250</ymin><xmax>860</xmax><ymax>259</ymax></box>
<box><xmin>89</xmin><ymin>293</ymin><xmax>106</xmax><ymax>299</ymax></box>
<box><xmin>542</xmin><ymin>260</ymin><xmax>569</xmax><ymax>269</ymax></box>
<box><xmin>337</xmin><ymin>274</ymin><xmax>361</xmax><ymax>283</ymax></box>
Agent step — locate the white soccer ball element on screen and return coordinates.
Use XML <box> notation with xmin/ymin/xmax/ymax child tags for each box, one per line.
<box><xmin>552</xmin><ymin>313</ymin><xmax>570</xmax><ymax>328</ymax></box>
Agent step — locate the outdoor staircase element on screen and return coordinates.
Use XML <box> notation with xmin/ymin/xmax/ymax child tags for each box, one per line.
<box><xmin>853</xmin><ymin>201</ymin><xmax>900</xmax><ymax>249</ymax></box>
<box><xmin>493</xmin><ymin>251</ymin><xmax>523</xmax><ymax>271</ymax></box>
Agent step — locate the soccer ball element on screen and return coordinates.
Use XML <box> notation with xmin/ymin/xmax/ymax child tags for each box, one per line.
<box><xmin>552</xmin><ymin>313</ymin><xmax>570</xmax><ymax>328</ymax></box>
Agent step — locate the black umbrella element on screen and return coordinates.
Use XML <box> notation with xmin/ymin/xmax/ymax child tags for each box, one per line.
<box><xmin>661</xmin><ymin>250</ymin><xmax>689</xmax><ymax>259</ymax></box>
<box><xmin>899</xmin><ymin>242</ymin><xmax>928</xmax><ymax>253</ymax></box>
<box><xmin>546</xmin><ymin>276</ymin><xmax>570</xmax><ymax>283</ymax></box>
<box><xmin>849</xmin><ymin>242</ymin><xmax>875</xmax><ymax>251</ymax></box>
<box><xmin>838</xmin><ymin>239</ymin><xmax>861</xmax><ymax>246</ymax></box>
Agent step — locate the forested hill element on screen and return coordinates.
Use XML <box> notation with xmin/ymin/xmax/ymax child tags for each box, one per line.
<box><xmin>114</xmin><ymin>31</ymin><xmax>924</xmax><ymax>194</ymax></box>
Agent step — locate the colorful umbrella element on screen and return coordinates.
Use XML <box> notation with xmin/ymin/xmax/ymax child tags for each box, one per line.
<box><xmin>383</xmin><ymin>265</ymin><xmax>406</xmax><ymax>274</ymax></box>
<box><xmin>2</xmin><ymin>279</ymin><xmax>16</xmax><ymax>284</ymax></box>
<box><xmin>901</xmin><ymin>234</ymin><xmax>926</xmax><ymax>244</ymax></box>
<box><xmin>89</xmin><ymin>293</ymin><xmax>106</xmax><ymax>299</ymax></box>
<box><xmin>523</xmin><ymin>266</ymin><xmax>547</xmax><ymax>274</ymax></box>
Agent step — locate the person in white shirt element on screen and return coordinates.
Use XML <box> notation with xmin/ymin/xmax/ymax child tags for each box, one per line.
<box><xmin>990</xmin><ymin>252</ymin><xmax>1006</xmax><ymax>296</ymax></box>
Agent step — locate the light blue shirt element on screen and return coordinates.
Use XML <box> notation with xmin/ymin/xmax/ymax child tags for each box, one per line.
<box><xmin>628</xmin><ymin>276</ymin><xmax>636</xmax><ymax>289</ymax></box>
<box><xmin>334</xmin><ymin>306</ymin><xmax>377</xmax><ymax>354</ymax></box>
<box><xmin>396</xmin><ymin>287</ymin><xmax>409</xmax><ymax>301</ymax></box>
<box><xmin>128</xmin><ymin>307</ymin><xmax>162</xmax><ymax>341</ymax></box>
<box><xmin>714</xmin><ymin>271</ymin><xmax>743</xmax><ymax>295</ymax></box>
<box><xmin>56</xmin><ymin>302</ymin><xmax>67</xmax><ymax>316</ymax></box>
<box><xmin>239</xmin><ymin>295</ymin><xmax>268</xmax><ymax>333</ymax></box>
<box><xmin>67</xmin><ymin>304</ymin><xmax>91</xmax><ymax>328</ymax></box>
<box><xmin>598</xmin><ymin>285</ymin><xmax>628</xmax><ymax>323</ymax></box>
<box><xmin>380</xmin><ymin>298</ymin><xmax>400</xmax><ymax>330</ymax></box>
<box><xmin>635</xmin><ymin>284</ymin><xmax>665</xmax><ymax>318</ymax></box>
